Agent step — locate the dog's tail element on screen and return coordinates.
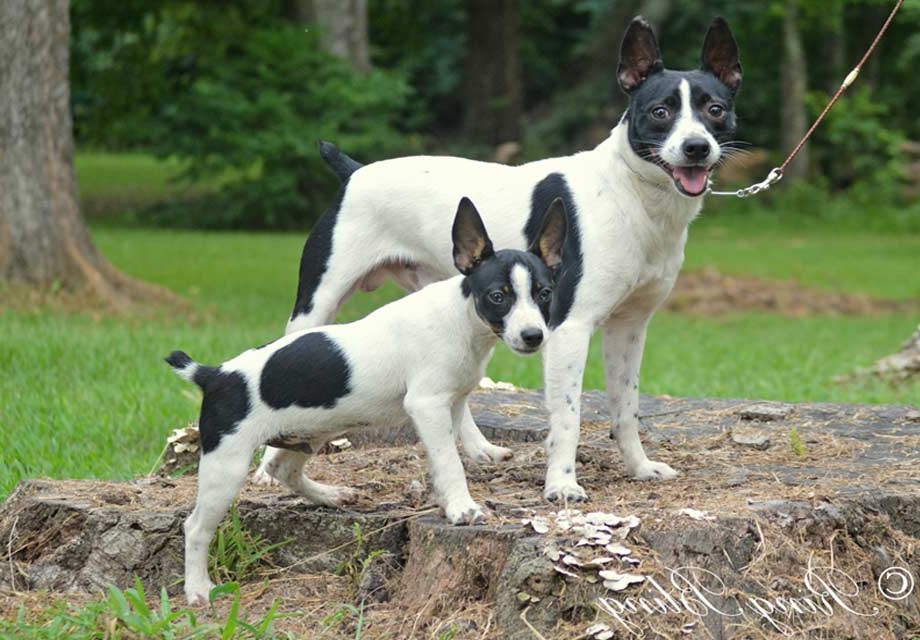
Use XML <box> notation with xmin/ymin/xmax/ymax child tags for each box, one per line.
<box><xmin>318</xmin><ymin>140</ymin><xmax>363</xmax><ymax>183</ymax></box>
<box><xmin>166</xmin><ymin>350</ymin><xmax>212</xmax><ymax>388</ymax></box>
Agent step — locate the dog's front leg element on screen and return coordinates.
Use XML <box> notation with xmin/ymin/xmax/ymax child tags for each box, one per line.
<box><xmin>542</xmin><ymin>321</ymin><xmax>593</xmax><ymax>502</ymax></box>
<box><xmin>405</xmin><ymin>391</ymin><xmax>485</xmax><ymax>524</ymax></box>
<box><xmin>602</xmin><ymin>315</ymin><xmax>678</xmax><ymax>480</ymax></box>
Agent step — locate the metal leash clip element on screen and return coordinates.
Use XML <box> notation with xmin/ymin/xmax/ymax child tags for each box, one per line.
<box><xmin>708</xmin><ymin>166</ymin><xmax>784</xmax><ymax>198</ymax></box>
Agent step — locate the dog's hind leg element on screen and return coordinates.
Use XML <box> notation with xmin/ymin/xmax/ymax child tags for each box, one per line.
<box><xmin>270</xmin><ymin>449</ymin><xmax>358</xmax><ymax>507</ymax></box>
<box><xmin>184</xmin><ymin>446</ymin><xmax>254</xmax><ymax>606</ymax></box>
<box><xmin>602</xmin><ymin>315</ymin><xmax>678</xmax><ymax>480</ymax></box>
<box><xmin>458</xmin><ymin>402</ymin><xmax>513</xmax><ymax>462</ymax></box>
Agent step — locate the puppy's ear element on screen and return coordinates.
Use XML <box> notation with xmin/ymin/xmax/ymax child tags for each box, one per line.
<box><xmin>701</xmin><ymin>17</ymin><xmax>742</xmax><ymax>93</ymax></box>
<box><xmin>617</xmin><ymin>16</ymin><xmax>663</xmax><ymax>93</ymax></box>
<box><xmin>452</xmin><ymin>197</ymin><xmax>494</xmax><ymax>275</ymax></box>
<box><xmin>529</xmin><ymin>198</ymin><xmax>567</xmax><ymax>270</ymax></box>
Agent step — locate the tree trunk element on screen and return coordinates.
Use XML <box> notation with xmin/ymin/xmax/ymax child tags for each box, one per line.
<box><xmin>463</xmin><ymin>0</ymin><xmax>522</xmax><ymax>146</ymax></box>
<box><xmin>310</xmin><ymin>0</ymin><xmax>370</xmax><ymax>73</ymax></box>
<box><xmin>0</xmin><ymin>0</ymin><xmax>170</xmax><ymax>306</ymax></box>
<box><xmin>780</xmin><ymin>0</ymin><xmax>809</xmax><ymax>181</ymax></box>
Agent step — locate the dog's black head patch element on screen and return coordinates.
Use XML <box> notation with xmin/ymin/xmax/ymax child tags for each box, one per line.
<box><xmin>618</xmin><ymin>16</ymin><xmax>742</xmax><ymax>197</ymax></box>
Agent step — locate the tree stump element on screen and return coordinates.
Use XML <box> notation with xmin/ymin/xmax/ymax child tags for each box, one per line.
<box><xmin>2</xmin><ymin>389</ymin><xmax>919</xmax><ymax>638</ymax></box>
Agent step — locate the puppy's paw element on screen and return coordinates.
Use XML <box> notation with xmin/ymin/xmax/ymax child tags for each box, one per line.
<box><xmin>469</xmin><ymin>442</ymin><xmax>514</xmax><ymax>463</ymax></box>
<box><xmin>313</xmin><ymin>484</ymin><xmax>358</xmax><ymax>508</ymax></box>
<box><xmin>543</xmin><ymin>478</ymin><xmax>589</xmax><ymax>503</ymax></box>
<box><xmin>185</xmin><ymin>581</ymin><xmax>214</xmax><ymax>607</ymax></box>
<box><xmin>444</xmin><ymin>501</ymin><xmax>487</xmax><ymax>525</ymax></box>
<box><xmin>630</xmin><ymin>459</ymin><xmax>679</xmax><ymax>481</ymax></box>
<box><xmin>251</xmin><ymin>467</ymin><xmax>280</xmax><ymax>486</ymax></box>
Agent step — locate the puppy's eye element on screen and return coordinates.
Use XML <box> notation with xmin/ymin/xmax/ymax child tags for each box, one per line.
<box><xmin>537</xmin><ymin>288</ymin><xmax>552</xmax><ymax>303</ymax></box>
<box><xmin>488</xmin><ymin>291</ymin><xmax>505</xmax><ymax>304</ymax></box>
<box><xmin>708</xmin><ymin>104</ymin><xmax>725</xmax><ymax>118</ymax></box>
<box><xmin>650</xmin><ymin>106</ymin><xmax>670</xmax><ymax>120</ymax></box>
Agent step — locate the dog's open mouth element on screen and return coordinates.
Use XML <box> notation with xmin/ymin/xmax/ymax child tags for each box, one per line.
<box><xmin>668</xmin><ymin>164</ymin><xmax>711</xmax><ymax>197</ymax></box>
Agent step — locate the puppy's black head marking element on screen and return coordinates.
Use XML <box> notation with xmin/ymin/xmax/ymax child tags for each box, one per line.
<box><xmin>453</xmin><ymin>196</ymin><xmax>561</xmax><ymax>335</ymax></box>
<box><xmin>463</xmin><ymin>250</ymin><xmax>556</xmax><ymax>333</ymax></box>
<box><xmin>260</xmin><ymin>332</ymin><xmax>351</xmax><ymax>410</ymax></box>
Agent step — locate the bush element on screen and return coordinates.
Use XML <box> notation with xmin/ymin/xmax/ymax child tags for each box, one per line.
<box><xmin>148</xmin><ymin>26</ymin><xmax>416</xmax><ymax>229</ymax></box>
<box><xmin>806</xmin><ymin>86</ymin><xmax>908</xmax><ymax>205</ymax></box>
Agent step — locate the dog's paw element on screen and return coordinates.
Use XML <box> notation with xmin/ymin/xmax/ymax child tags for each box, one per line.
<box><xmin>251</xmin><ymin>467</ymin><xmax>280</xmax><ymax>486</ymax></box>
<box><xmin>185</xmin><ymin>581</ymin><xmax>214</xmax><ymax>607</ymax></box>
<box><xmin>543</xmin><ymin>478</ymin><xmax>589</xmax><ymax>503</ymax></box>
<box><xmin>313</xmin><ymin>484</ymin><xmax>358</xmax><ymax>508</ymax></box>
<box><xmin>468</xmin><ymin>442</ymin><xmax>514</xmax><ymax>463</ymax></box>
<box><xmin>444</xmin><ymin>502</ymin><xmax>487</xmax><ymax>525</ymax></box>
<box><xmin>630</xmin><ymin>459</ymin><xmax>679</xmax><ymax>481</ymax></box>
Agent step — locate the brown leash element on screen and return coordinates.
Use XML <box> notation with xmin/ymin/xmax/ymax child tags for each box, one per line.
<box><xmin>709</xmin><ymin>0</ymin><xmax>905</xmax><ymax>197</ymax></box>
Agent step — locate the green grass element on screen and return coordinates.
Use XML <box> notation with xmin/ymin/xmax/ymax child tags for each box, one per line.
<box><xmin>0</xmin><ymin>579</ymin><xmax>293</xmax><ymax>639</ymax></box>
<box><xmin>74</xmin><ymin>151</ymin><xmax>248</xmax><ymax>217</ymax></box>
<box><xmin>5</xmin><ymin>150</ymin><xmax>920</xmax><ymax>497</ymax></box>
<box><xmin>2</xmin><ymin>218</ymin><xmax>917</xmax><ymax>500</ymax></box>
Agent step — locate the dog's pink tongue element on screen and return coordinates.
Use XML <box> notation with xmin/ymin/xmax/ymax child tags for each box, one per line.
<box><xmin>672</xmin><ymin>166</ymin><xmax>709</xmax><ymax>195</ymax></box>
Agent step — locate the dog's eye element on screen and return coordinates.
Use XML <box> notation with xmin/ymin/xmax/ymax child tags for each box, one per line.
<box><xmin>488</xmin><ymin>291</ymin><xmax>505</xmax><ymax>304</ymax></box>
<box><xmin>708</xmin><ymin>104</ymin><xmax>725</xmax><ymax>118</ymax></box>
<box><xmin>650</xmin><ymin>106</ymin><xmax>670</xmax><ymax>120</ymax></box>
<box><xmin>537</xmin><ymin>288</ymin><xmax>552</xmax><ymax>302</ymax></box>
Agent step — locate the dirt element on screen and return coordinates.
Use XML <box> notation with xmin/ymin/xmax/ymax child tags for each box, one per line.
<box><xmin>667</xmin><ymin>266</ymin><xmax>918</xmax><ymax>317</ymax></box>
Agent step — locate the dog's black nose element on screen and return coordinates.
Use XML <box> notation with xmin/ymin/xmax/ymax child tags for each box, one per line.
<box><xmin>682</xmin><ymin>138</ymin><xmax>711</xmax><ymax>162</ymax></box>
<box><xmin>521</xmin><ymin>328</ymin><xmax>544</xmax><ymax>348</ymax></box>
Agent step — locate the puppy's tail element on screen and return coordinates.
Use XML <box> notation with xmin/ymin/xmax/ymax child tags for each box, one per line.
<box><xmin>166</xmin><ymin>350</ymin><xmax>209</xmax><ymax>387</ymax></box>
<box><xmin>318</xmin><ymin>140</ymin><xmax>363</xmax><ymax>183</ymax></box>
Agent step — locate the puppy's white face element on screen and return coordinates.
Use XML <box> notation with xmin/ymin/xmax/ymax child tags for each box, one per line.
<box><xmin>501</xmin><ymin>263</ymin><xmax>551</xmax><ymax>355</ymax></box>
<box><xmin>464</xmin><ymin>254</ymin><xmax>555</xmax><ymax>356</ymax></box>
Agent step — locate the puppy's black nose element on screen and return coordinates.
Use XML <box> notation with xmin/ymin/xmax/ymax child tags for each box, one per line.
<box><xmin>682</xmin><ymin>138</ymin><xmax>711</xmax><ymax>162</ymax></box>
<box><xmin>521</xmin><ymin>328</ymin><xmax>543</xmax><ymax>348</ymax></box>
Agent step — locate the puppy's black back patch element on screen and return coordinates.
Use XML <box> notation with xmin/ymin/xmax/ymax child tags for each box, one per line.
<box><xmin>260</xmin><ymin>332</ymin><xmax>351</xmax><ymax>410</ymax></box>
<box><xmin>195</xmin><ymin>368</ymin><xmax>251</xmax><ymax>454</ymax></box>
<box><xmin>524</xmin><ymin>173</ymin><xmax>583</xmax><ymax>328</ymax></box>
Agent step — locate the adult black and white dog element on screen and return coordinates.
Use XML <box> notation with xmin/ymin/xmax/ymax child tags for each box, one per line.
<box><xmin>255</xmin><ymin>16</ymin><xmax>742</xmax><ymax>503</ymax></box>
<box><xmin>169</xmin><ymin>197</ymin><xmax>566</xmax><ymax>605</ymax></box>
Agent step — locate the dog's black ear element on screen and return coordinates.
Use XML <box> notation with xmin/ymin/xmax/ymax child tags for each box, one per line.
<box><xmin>701</xmin><ymin>17</ymin><xmax>742</xmax><ymax>92</ymax></box>
<box><xmin>452</xmin><ymin>197</ymin><xmax>494</xmax><ymax>275</ymax></box>
<box><xmin>529</xmin><ymin>198</ymin><xmax>567</xmax><ymax>270</ymax></box>
<box><xmin>617</xmin><ymin>16</ymin><xmax>663</xmax><ymax>93</ymax></box>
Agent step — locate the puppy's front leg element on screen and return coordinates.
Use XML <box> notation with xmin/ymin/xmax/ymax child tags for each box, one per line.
<box><xmin>405</xmin><ymin>391</ymin><xmax>484</xmax><ymax>524</ymax></box>
<box><xmin>602</xmin><ymin>315</ymin><xmax>677</xmax><ymax>480</ymax></box>
<box><xmin>542</xmin><ymin>321</ymin><xmax>593</xmax><ymax>502</ymax></box>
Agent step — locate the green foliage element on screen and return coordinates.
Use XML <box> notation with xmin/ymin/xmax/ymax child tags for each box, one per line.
<box><xmin>209</xmin><ymin>506</ymin><xmax>292</xmax><ymax>585</ymax></box>
<box><xmin>0</xmin><ymin>580</ymin><xmax>290</xmax><ymax>639</ymax></box>
<box><xmin>789</xmin><ymin>426</ymin><xmax>807</xmax><ymax>457</ymax></box>
<box><xmin>335</xmin><ymin>523</ymin><xmax>392</xmax><ymax>597</ymax></box>
<box><xmin>320</xmin><ymin>602</ymin><xmax>365</xmax><ymax>638</ymax></box>
<box><xmin>806</xmin><ymin>87</ymin><xmax>908</xmax><ymax>200</ymax></box>
<box><xmin>146</xmin><ymin>25</ymin><xmax>414</xmax><ymax>229</ymax></box>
